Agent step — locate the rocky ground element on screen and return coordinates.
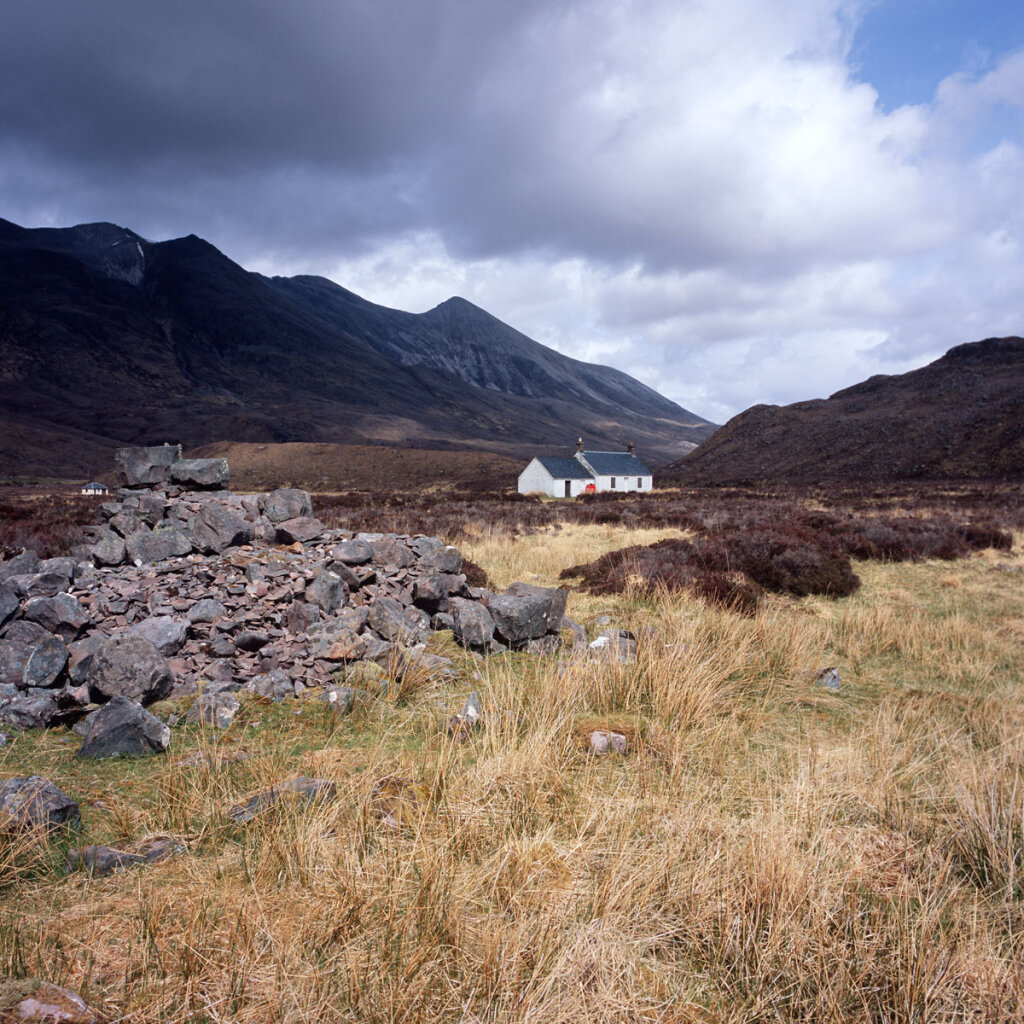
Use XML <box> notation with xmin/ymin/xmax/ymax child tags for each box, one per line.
<box><xmin>0</xmin><ymin>446</ymin><xmax>587</xmax><ymax>748</ymax></box>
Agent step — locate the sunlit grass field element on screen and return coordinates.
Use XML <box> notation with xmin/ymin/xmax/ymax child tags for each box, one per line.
<box><xmin>2</xmin><ymin>520</ymin><xmax>1023</xmax><ymax>1023</ymax></box>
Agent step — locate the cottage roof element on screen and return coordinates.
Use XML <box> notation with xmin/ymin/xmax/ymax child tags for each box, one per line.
<box><xmin>82</xmin><ymin>481</ymin><xmax>108</xmax><ymax>489</ymax></box>
<box><xmin>579</xmin><ymin>451</ymin><xmax>651</xmax><ymax>476</ymax></box>
<box><xmin>536</xmin><ymin>456</ymin><xmax>594</xmax><ymax>480</ymax></box>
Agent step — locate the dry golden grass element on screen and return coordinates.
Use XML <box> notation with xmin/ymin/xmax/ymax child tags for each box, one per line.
<box><xmin>1</xmin><ymin>525</ymin><xmax>1023</xmax><ymax>1021</ymax></box>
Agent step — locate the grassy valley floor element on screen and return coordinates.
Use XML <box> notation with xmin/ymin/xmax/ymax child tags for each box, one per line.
<box><xmin>2</xmin><ymin>509</ymin><xmax>1024</xmax><ymax>1022</ymax></box>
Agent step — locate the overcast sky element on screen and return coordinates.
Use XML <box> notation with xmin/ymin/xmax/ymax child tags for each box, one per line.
<box><xmin>2</xmin><ymin>0</ymin><xmax>1022</xmax><ymax>423</ymax></box>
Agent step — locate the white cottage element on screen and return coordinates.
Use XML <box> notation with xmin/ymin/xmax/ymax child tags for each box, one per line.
<box><xmin>518</xmin><ymin>441</ymin><xmax>653</xmax><ymax>497</ymax></box>
<box><xmin>80</xmin><ymin>481</ymin><xmax>109</xmax><ymax>496</ymax></box>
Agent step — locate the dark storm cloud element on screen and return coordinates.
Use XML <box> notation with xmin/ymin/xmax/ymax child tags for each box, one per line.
<box><xmin>1</xmin><ymin>0</ymin><xmax>1022</xmax><ymax>419</ymax></box>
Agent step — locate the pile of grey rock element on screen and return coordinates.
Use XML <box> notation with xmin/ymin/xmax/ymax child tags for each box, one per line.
<box><xmin>0</xmin><ymin>445</ymin><xmax>575</xmax><ymax>735</ymax></box>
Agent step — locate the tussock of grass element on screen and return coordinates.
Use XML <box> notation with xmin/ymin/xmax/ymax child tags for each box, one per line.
<box><xmin>1</xmin><ymin>520</ymin><xmax>1023</xmax><ymax>1021</ymax></box>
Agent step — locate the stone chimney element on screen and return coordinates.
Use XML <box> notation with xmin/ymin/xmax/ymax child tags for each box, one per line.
<box><xmin>576</xmin><ymin>437</ymin><xmax>584</xmax><ymax>453</ymax></box>
<box><xmin>627</xmin><ymin>441</ymin><xmax>635</xmax><ymax>454</ymax></box>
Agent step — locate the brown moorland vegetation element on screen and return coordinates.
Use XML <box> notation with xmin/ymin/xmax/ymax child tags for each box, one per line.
<box><xmin>1</xmin><ymin>480</ymin><xmax>1023</xmax><ymax>1021</ymax></box>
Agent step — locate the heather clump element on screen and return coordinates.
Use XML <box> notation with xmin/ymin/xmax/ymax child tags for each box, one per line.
<box><xmin>561</xmin><ymin>523</ymin><xmax>860</xmax><ymax>605</ymax></box>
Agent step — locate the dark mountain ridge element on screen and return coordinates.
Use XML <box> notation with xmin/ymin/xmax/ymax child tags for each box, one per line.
<box><xmin>0</xmin><ymin>218</ymin><xmax>714</xmax><ymax>479</ymax></box>
<box><xmin>664</xmin><ymin>336</ymin><xmax>1024</xmax><ymax>484</ymax></box>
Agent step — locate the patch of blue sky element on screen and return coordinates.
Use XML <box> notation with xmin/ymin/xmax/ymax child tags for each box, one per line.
<box><xmin>850</xmin><ymin>0</ymin><xmax>1024</xmax><ymax>110</ymax></box>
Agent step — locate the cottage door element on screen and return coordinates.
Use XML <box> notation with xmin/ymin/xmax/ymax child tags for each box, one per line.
<box><xmin>564</xmin><ymin>481</ymin><xmax>571</xmax><ymax>497</ymax></box>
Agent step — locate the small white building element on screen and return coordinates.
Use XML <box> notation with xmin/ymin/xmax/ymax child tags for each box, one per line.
<box><xmin>80</xmin><ymin>481</ymin><xmax>109</xmax><ymax>496</ymax></box>
<box><xmin>518</xmin><ymin>441</ymin><xmax>653</xmax><ymax>497</ymax></box>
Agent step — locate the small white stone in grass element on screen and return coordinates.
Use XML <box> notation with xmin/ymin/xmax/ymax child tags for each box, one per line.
<box><xmin>589</xmin><ymin>731</ymin><xmax>628</xmax><ymax>755</ymax></box>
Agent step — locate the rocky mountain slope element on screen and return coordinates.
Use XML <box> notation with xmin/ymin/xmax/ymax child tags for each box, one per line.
<box><xmin>664</xmin><ymin>337</ymin><xmax>1024</xmax><ymax>484</ymax></box>
<box><xmin>0</xmin><ymin>219</ymin><xmax>714</xmax><ymax>480</ymax></box>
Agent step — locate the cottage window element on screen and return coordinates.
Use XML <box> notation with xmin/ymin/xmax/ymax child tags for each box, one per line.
<box><xmin>637</xmin><ymin>477</ymin><xmax>642</xmax><ymax>488</ymax></box>
<box><xmin>610</xmin><ymin>477</ymin><xmax>616</xmax><ymax>489</ymax></box>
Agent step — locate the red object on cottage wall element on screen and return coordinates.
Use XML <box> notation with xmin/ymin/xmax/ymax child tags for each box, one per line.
<box><xmin>584</xmin><ymin>483</ymin><xmax>596</xmax><ymax>493</ymax></box>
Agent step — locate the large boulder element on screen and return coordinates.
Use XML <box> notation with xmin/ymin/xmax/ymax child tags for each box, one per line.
<box><xmin>23</xmin><ymin>594</ymin><xmax>90</xmax><ymax>641</ymax></box>
<box><xmin>114</xmin><ymin>444</ymin><xmax>180</xmax><ymax>486</ymax></box>
<box><xmin>128</xmin><ymin>616</ymin><xmax>189</xmax><ymax>656</ymax></box>
<box><xmin>307</xmin><ymin>570</ymin><xmax>347</xmax><ymax>613</ymax></box>
<box><xmin>67</xmin><ymin>635</ymin><xmax>106</xmax><ymax>685</ymax></box>
<box><xmin>169</xmin><ymin>458</ymin><xmax>229</xmax><ymax>489</ymax></box>
<box><xmin>20</xmin><ymin>571</ymin><xmax>73</xmax><ymax>599</ymax></box>
<box><xmin>125</xmin><ymin>524</ymin><xmax>193</xmax><ymax>565</ymax></box>
<box><xmin>0</xmin><ymin>550</ymin><xmax>40</xmax><ymax>583</ymax></box>
<box><xmin>505</xmin><ymin>582</ymin><xmax>568</xmax><ymax>634</ymax></box>
<box><xmin>451</xmin><ymin>598</ymin><xmax>495</xmax><ymax>650</ymax></box>
<box><xmin>0</xmin><ymin>585</ymin><xmax>18</xmax><ymax>628</ymax></box>
<box><xmin>188</xmin><ymin>503</ymin><xmax>254</xmax><ymax>554</ymax></box>
<box><xmin>89</xmin><ymin>528</ymin><xmax>126</xmax><ymax>567</ymax></box>
<box><xmin>368</xmin><ymin>596</ymin><xmax>426</xmax><ymax>644</ymax></box>
<box><xmin>275</xmin><ymin>517</ymin><xmax>325</xmax><ymax>544</ymax></box>
<box><xmin>22</xmin><ymin>635</ymin><xmax>69</xmax><ymax>689</ymax></box>
<box><xmin>419</xmin><ymin>546</ymin><xmax>463</xmax><ymax>574</ymax></box>
<box><xmin>331</xmin><ymin>539</ymin><xmax>372</xmax><ymax>565</ymax></box>
<box><xmin>488</xmin><ymin>586</ymin><xmax>566</xmax><ymax>646</ymax></box>
<box><xmin>0</xmin><ymin>693</ymin><xmax>60</xmax><ymax>729</ymax></box>
<box><xmin>77</xmin><ymin>696</ymin><xmax>171</xmax><ymax>759</ymax></box>
<box><xmin>88</xmin><ymin>634</ymin><xmax>173</xmax><ymax>705</ymax></box>
<box><xmin>264</xmin><ymin>488</ymin><xmax>313</xmax><ymax>524</ymax></box>
<box><xmin>1</xmin><ymin>635</ymin><xmax>68</xmax><ymax>690</ymax></box>
<box><xmin>370</xmin><ymin>537</ymin><xmax>414</xmax><ymax>569</ymax></box>
<box><xmin>0</xmin><ymin>776</ymin><xmax>80</xmax><ymax>831</ymax></box>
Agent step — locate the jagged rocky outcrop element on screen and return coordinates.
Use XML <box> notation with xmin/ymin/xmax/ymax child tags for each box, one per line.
<box><xmin>0</xmin><ymin>447</ymin><xmax>573</xmax><ymax>731</ymax></box>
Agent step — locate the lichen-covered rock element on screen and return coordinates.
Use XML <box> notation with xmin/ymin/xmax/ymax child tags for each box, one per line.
<box><xmin>125</xmin><ymin>524</ymin><xmax>193</xmax><ymax>565</ymax></box>
<box><xmin>0</xmin><ymin>550</ymin><xmax>40</xmax><ymax>583</ymax></box>
<box><xmin>307</xmin><ymin>570</ymin><xmax>347</xmax><ymax>613</ymax></box>
<box><xmin>264</xmin><ymin>488</ymin><xmax>314</xmax><ymax>524</ymax></box>
<box><xmin>22</xmin><ymin>635</ymin><xmax>69</xmax><ymax>689</ymax></box>
<box><xmin>128</xmin><ymin>616</ymin><xmax>189</xmax><ymax>657</ymax></box>
<box><xmin>77</xmin><ymin>696</ymin><xmax>171</xmax><ymax>759</ymax></box>
<box><xmin>114</xmin><ymin>444</ymin><xmax>180</xmax><ymax>487</ymax></box>
<box><xmin>419</xmin><ymin>545</ymin><xmax>463</xmax><ymax>574</ymax></box>
<box><xmin>188</xmin><ymin>503</ymin><xmax>253</xmax><ymax>554</ymax></box>
<box><xmin>488</xmin><ymin>590</ymin><xmax>554</xmax><ymax>646</ymax></box>
<box><xmin>246</xmin><ymin>669</ymin><xmax>294</xmax><ymax>701</ymax></box>
<box><xmin>23</xmin><ymin>593</ymin><xmax>90</xmax><ymax>642</ymax></box>
<box><xmin>368</xmin><ymin>596</ymin><xmax>426</xmax><ymax>645</ymax></box>
<box><xmin>89</xmin><ymin>528</ymin><xmax>126</xmax><ymax>567</ymax></box>
<box><xmin>88</xmin><ymin>634</ymin><xmax>172</xmax><ymax>705</ymax></box>
<box><xmin>0</xmin><ymin>776</ymin><xmax>80</xmax><ymax>831</ymax></box>
<box><xmin>0</xmin><ymin>693</ymin><xmax>60</xmax><ymax>730</ymax></box>
<box><xmin>451</xmin><ymin>598</ymin><xmax>495</xmax><ymax>650</ymax></box>
<box><xmin>185</xmin><ymin>692</ymin><xmax>240</xmax><ymax>729</ymax></box>
<box><xmin>330</xmin><ymin>539</ymin><xmax>372</xmax><ymax>565</ymax></box>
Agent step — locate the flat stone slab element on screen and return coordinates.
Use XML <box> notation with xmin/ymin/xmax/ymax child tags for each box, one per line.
<box><xmin>169</xmin><ymin>458</ymin><xmax>229</xmax><ymax>489</ymax></box>
<box><xmin>227</xmin><ymin>776</ymin><xmax>337</xmax><ymax>824</ymax></box>
<box><xmin>0</xmin><ymin>978</ymin><xmax>105</xmax><ymax>1024</ymax></box>
<box><xmin>66</xmin><ymin>836</ymin><xmax>185</xmax><ymax>876</ymax></box>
